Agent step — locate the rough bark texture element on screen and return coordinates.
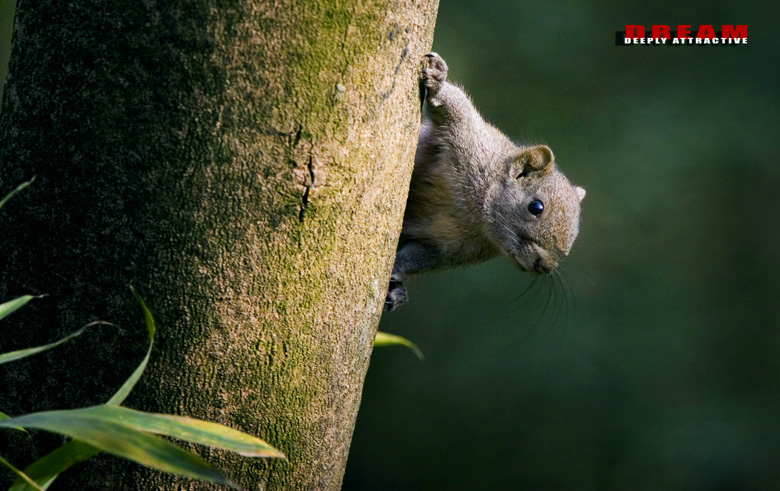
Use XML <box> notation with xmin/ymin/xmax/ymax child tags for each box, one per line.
<box><xmin>0</xmin><ymin>0</ymin><xmax>438</xmax><ymax>489</ymax></box>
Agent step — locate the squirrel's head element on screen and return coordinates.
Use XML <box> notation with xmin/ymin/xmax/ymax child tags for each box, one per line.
<box><xmin>487</xmin><ymin>145</ymin><xmax>585</xmax><ymax>274</ymax></box>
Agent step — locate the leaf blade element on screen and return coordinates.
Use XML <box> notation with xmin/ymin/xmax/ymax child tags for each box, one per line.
<box><xmin>0</xmin><ymin>321</ymin><xmax>110</xmax><ymax>365</ymax></box>
<box><xmin>0</xmin><ymin>457</ymin><xmax>45</xmax><ymax>491</ymax></box>
<box><xmin>0</xmin><ymin>410</ymin><xmax>235</xmax><ymax>488</ymax></box>
<box><xmin>374</xmin><ymin>331</ymin><xmax>424</xmax><ymax>360</ymax></box>
<box><xmin>10</xmin><ymin>441</ymin><xmax>99</xmax><ymax>491</ymax></box>
<box><xmin>106</xmin><ymin>286</ymin><xmax>155</xmax><ymax>406</ymax></box>
<box><xmin>0</xmin><ymin>295</ymin><xmax>40</xmax><ymax>321</ymax></box>
<box><xmin>76</xmin><ymin>405</ymin><xmax>285</xmax><ymax>458</ymax></box>
<box><xmin>0</xmin><ymin>178</ymin><xmax>34</xmax><ymax>211</ymax></box>
<box><xmin>0</xmin><ymin>410</ymin><xmax>27</xmax><ymax>433</ymax></box>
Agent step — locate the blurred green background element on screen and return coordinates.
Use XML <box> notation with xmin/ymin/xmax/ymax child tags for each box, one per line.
<box><xmin>2</xmin><ymin>0</ymin><xmax>778</xmax><ymax>489</ymax></box>
<box><xmin>0</xmin><ymin>1</ymin><xmax>12</xmax><ymax>105</ymax></box>
<box><xmin>345</xmin><ymin>1</ymin><xmax>780</xmax><ymax>490</ymax></box>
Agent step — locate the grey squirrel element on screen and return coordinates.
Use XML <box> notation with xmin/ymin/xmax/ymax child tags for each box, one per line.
<box><xmin>385</xmin><ymin>53</ymin><xmax>586</xmax><ymax>311</ymax></box>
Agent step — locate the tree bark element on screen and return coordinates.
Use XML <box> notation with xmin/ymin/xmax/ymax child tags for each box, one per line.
<box><xmin>0</xmin><ymin>0</ymin><xmax>438</xmax><ymax>489</ymax></box>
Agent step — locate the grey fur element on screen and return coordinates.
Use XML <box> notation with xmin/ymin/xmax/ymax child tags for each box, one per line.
<box><xmin>386</xmin><ymin>53</ymin><xmax>585</xmax><ymax>311</ymax></box>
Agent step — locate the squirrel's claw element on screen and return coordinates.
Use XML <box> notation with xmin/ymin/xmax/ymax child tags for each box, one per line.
<box><xmin>384</xmin><ymin>279</ymin><xmax>408</xmax><ymax>311</ymax></box>
<box><xmin>422</xmin><ymin>52</ymin><xmax>448</xmax><ymax>101</ymax></box>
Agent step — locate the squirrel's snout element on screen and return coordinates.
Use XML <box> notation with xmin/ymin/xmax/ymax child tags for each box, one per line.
<box><xmin>533</xmin><ymin>258</ymin><xmax>554</xmax><ymax>274</ymax></box>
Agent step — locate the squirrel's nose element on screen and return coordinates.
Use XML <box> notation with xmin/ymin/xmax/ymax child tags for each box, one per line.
<box><xmin>533</xmin><ymin>258</ymin><xmax>553</xmax><ymax>274</ymax></box>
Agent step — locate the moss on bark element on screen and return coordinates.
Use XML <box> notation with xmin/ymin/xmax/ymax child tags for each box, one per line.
<box><xmin>0</xmin><ymin>0</ymin><xmax>438</xmax><ymax>488</ymax></box>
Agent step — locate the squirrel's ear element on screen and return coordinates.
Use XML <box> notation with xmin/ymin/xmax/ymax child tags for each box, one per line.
<box><xmin>575</xmin><ymin>186</ymin><xmax>586</xmax><ymax>202</ymax></box>
<box><xmin>513</xmin><ymin>145</ymin><xmax>554</xmax><ymax>179</ymax></box>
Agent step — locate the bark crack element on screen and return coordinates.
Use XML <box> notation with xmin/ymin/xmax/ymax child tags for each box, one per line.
<box><xmin>298</xmin><ymin>154</ymin><xmax>315</xmax><ymax>223</ymax></box>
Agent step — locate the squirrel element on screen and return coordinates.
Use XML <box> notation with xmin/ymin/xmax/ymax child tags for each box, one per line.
<box><xmin>385</xmin><ymin>53</ymin><xmax>586</xmax><ymax>311</ymax></box>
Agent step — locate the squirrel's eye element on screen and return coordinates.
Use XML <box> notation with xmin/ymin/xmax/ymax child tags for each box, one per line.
<box><xmin>528</xmin><ymin>200</ymin><xmax>544</xmax><ymax>216</ymax></box>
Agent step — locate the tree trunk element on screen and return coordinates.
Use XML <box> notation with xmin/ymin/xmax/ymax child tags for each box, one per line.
<box><xmin>0</xmin><ymin>0</ymin><xmax>438</xmax><ymax>489</ymax></box>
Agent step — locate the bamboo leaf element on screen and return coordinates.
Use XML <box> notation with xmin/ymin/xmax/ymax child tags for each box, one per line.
<box><xmin>0</xmin><ymin>410</ymin><xmax>236</xmax><ymax>488</ymax></box>
<box><xmin>10</xmin><ymin>441</ymin><xmax>99</xmax><ymax>491</ymax></box>
<box><xmin>0</xmin><ymin>411</ymin><xmax>27</xmax><ymax>433</ymax></box>
<box><xmin>0</xmin><ymin>178</ymin><xmax>34</xmax><ymax>211</ymax></box>
<box><xmin>75</xmin><ymin>405</ymin><xmax>285</xmax><ymax>458</ymax></box>
<box><xmin>0</xmin><ymin>457</ymin><xmax>44</xmax><ymax>491</ymax></box>
<box><xmin>0</xmin><ymin>295</ymin><xmax>41</xmax><ymax>321</ymax></box>
<box><xmin>106</xmin><ymin>286</ymin><xmax>155</xmax><ymax>406</ymax></box>
<box><xmin>0</xmin><ymin>321</ymin><xmax>110</xmax><ymax>365</ymax></box>
<box><xmin>374</xmin><ymin>331</ymin><xmax>424</xmax><ymax>360</ymax></box>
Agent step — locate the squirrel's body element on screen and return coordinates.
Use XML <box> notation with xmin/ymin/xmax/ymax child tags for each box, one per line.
<box><xmin>386</xmin><ymin>53</ymin><xmax>586</xmax><ymax>310</ymax></box>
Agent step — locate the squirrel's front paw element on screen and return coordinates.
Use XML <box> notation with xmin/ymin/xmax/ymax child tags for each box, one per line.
<box><xmin>384</xmin><ymin>279</ymin><xmax>408</xmax><ymax>311</ymax></box>
<box><xmin>423</xmin><ymin>52</ymin><xmax>448</xmax><ymax>103</ymax></box>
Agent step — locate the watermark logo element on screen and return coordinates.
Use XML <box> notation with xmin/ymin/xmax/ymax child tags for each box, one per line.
<box><xmin>615</xmin><ymin>25</ymin><xmax>748</xmax><ymax>46</ymax></box>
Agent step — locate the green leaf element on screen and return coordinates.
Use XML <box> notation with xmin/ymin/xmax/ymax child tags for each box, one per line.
<box><xmin>0</xmin><ymin>411</ymin><xmax>27</xmax><ymax>433</ymax></box>
<box><xmin>0</xmin><ymin>409</ymin><xmax>236</xmax><ymax>488</ymax></box>
<box><xmin>107</xmin><ymin>286</ymin><xmax>155</xmax><ymax>405</ymax></box>
<box><xmin>0</xmin><ymin>321</ymin><xmax>110</xmax><ymax>365</ymax></box>
<box><xmin>0</xmin><ymin>295</ymin><xmax>41</xmax><ymax>321</ymax></box>
<box><xmin>0</xmin><ymin>178</ymin><xmax>34</xmax><ymax>211</ymax></box>
<box><xmin>374</xmin><ymin>331</ymin><xmax>424</xmax><ymax>360</ymax></box>
<box><xmin>10</xmin><ymin>441</ymin><xmax>99</xmax><ymax>491</ymax></box>
<box><xmin>8</xmin><ymin>407</ymin><xmax>284</xmax><ymax>490</ymax></box>
<box><xmin>0</xmin><ymin>457</ymin><xmax>44</xmax><ymax>491</ymax></box>
<box><xmin>75</xmin><ymin>405</ymin><xmax>285</xmax><ymax>458</ymax></box>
